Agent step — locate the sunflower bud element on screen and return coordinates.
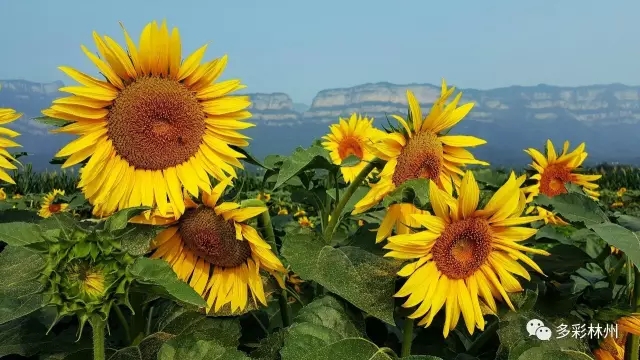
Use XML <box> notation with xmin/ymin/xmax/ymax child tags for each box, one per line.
<box><xmin>41</xmin><ymin>224</ymin><xmax>134</xmax><ymax>336</ymax></box>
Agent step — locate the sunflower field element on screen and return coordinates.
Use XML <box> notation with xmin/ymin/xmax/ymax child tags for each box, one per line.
<box><xmin>2</xmin><ymin>20</ymin><xmax>640</xmax><ymax>360</ymax></box>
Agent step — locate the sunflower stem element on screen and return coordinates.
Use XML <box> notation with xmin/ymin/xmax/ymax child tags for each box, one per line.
<box><xmin>401</xmin><ymin>318</ymin><xmax>414</xmax><ymax>357</ymax></box>
<box><xmin>625</xmin><ymin>266</ymin><xmax>640</xmax><ymax>360</ymax></box>
<box><xmin>259</xmin><ymin>210</ymin><xmax>291</xmax><ymax>328</ymax></box>
<box><xmin>91</xmin><ymin>317</ymin><xmax>106</xmax><ymax>360</ymax></box>
<box><xmin>323</xmin><ymin>161</ymin><xmax>377</xmax><ymax>244</ymax></box>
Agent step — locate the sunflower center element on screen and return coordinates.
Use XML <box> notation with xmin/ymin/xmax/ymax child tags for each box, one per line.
<box><xmin>539</xmin><ymin>163</ymin><xmax>573</xmax><ymax>197</ymax></box>
<box><xmin>392</xmin><ymin>131</ymin><xmax>443</xmax><ymax>186</ymax></box>
<box><xmin>338</xmin><ymin>136</ymin><xmax>364</xmax><ymax>160</ymax></box>
<box><xmin>107</xmin><ymin>77</ymin><xmax>206</xmax><ymax>170</ymax></box>
<box><xmin>432</xmin><ymin>217</ymin><xmax>492</xmax><ymax>279</ymax></box>
<box><xmin>179</xmin><ymin>206</ymin><xmax>252</xmax><ymax>268</ymax></box>
<box><xmin>49</xmin><ymin>203</ymin><xmax>62</xmax><ymax>213</ymax></box>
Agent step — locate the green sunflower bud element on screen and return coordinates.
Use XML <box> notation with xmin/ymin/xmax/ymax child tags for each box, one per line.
<box><xmin>40</xmin><ymin>223</ymin><xmax>134</xmax><ymax>337</ymax></box>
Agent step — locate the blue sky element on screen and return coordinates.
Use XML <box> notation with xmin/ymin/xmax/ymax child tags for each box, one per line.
<box><xmin>1</xmin><ymin>0</ymin><xmax>638</xmax><ymax>103</ymax></box>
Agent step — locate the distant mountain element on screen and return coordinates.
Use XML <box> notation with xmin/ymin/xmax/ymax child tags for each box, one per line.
<box><xmin>1</xmin><ymin>79</ymin><xmax>640</xmax><ymax>171</ymax></box>
<box><xmin>292</xmin><ymin>102</ymin><xmax>310</xmax><ymax>113</ymax></box>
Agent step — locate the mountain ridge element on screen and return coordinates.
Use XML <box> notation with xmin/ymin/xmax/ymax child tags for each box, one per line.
<box><xmin>1</xmin><ymin>79</ymin><xmax>639</xmax><ymax>170</ymax></box>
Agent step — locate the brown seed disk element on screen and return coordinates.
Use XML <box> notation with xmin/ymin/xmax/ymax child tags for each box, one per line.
<box><xmin>432</xmin><ymin>217</ymin><xmax>492</xmax><ymax>279</ymax></box>
<box><xmin>392</xmin><ymin>131</ymin><xmax>443</xmax><ymax>186</ymax></box>
<box><xmin>179</xmin><ymin>206</ymin><xmax>252</xmax><ymax>268</ymax></box>
<box><xmin>539</xmin><ymin>163</ymin><xmax>573</xmax><ymax>197</ymax></box>
<box><xmin>49</xmin><ymin>203</ymin><xmax>62</xmax><ymax>213</ymax></box>
<box><xmin>338</xmin><ymin>137</ymin><xmax>364</xmax><ymax>160</ymax></box>
<box><xmin>107</xmin><ymin>77</ymin><xmax>206</xmax><ymax>170</ymax></box>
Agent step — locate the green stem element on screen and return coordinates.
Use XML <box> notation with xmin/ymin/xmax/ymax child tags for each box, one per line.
<box><xmin>625</xmin><ymin>266</ymin><xmax>640</xmax><ymax>360</ymax></box>
<box><xmin>323</xmin><ymin>161</ymin><xmax>377</xmax><ymax>244</ymax></box>
<box><xmin>146</xmin><ymin>306</ymin><xmax>154</xmax><ymax>336</ymax></box>
<box><xmin>278</xmin><ymin>289</ymin><xmax>293</xmax><ymax>327</ymax></box>
<box><xmin>609</xmin><ymin>257</ymin><xmax>627</xmax><ymax>290</ymax></box>
<box><xmin>91</xmin><ymin>318</ymin><xmax>106</xmax><ymax>360</ymax></box>
<box><xmin>401</xmin><ymin>318</ymin><xmax>414</xmax><ymax>357</ymax></box>
<box><xmin>259</xmin><ymin>210</ymin><xmax>291</xmax><ymax>328</ymax></box>
<box><xmin>113</xmin><ymin>306</ymin><xmax>131</xmax><ymax>344</ymax></box>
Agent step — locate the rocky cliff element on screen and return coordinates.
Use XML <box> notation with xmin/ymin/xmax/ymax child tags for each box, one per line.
<box><xmin>1</xmin><ymin>79</ymin><xmax>640</xmax><ymax>169</ymax></box>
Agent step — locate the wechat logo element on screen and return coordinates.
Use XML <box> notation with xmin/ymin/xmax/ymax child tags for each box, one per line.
<box><xmin>526</xmin><ymin>319</ymin><xmax>552</xmax><ymax>341</ymax></box>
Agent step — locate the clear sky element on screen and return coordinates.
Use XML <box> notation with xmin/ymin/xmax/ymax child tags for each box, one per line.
<box><xmin>1</xmin><ymin>0</ymin><xmax>638</xmax><ymax>103</ymax></box>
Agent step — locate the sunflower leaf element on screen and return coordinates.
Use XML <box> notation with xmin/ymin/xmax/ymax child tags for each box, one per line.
<box><xmin>231</xmin><ymin>145</ymin><xmax>272</xmax><ymax>171</ymax></box>
<box><xmin>103</xmin><ymin>206</ymin><xmax>151</xmax><ymax>234</ymax></box>
<box><xmin>0</xmin><ymin>246</ymin><xmax>46</xmax><ymax>325</ymax></box>
<box><xmin>32</xmin><ymin>116</ymin><xmax>72</xmax><ymax>128</ymax></box>
<box><xmin>340</xmin><ymin>155</ymin><xmax>362</xmax><ymax>168</ymax></box>
<box><xmin>532</xmin><ymin>193</ymin><xmax>608</xmax><ymax>227</ymax></box>
<box><xmin>280</xmin><ymin>233</ymin><xmax>402</xmax><ymax>325</ymax></box>
<box><xmin>280</xmin><ymin>296</ymin><xmax>372</xmax><ymax>360</ymax></box>
<box><xmin>614</xmin><ymin>214</ymin><xmax>640</xmax><ymax>232</ymax></box>
<box><xmin>382</xmin><ymin>178</ymin><xmax>430</xmax><ymax>208</ymax></box>
<box><xmin>273</xmin><ymin>145</ymin><xmax>334</xmax><ymax>190</ymax></box>
<box><xmin>588</xmin><ymin>222</ymin><xmax>640</xmax><ymax>269</ymax></box>
<box><xmin>157</xmin><ymin>332</ymin><xmax>249</xmax><ymax>360</ymax></box>
<box><xmin>0</xmin><ymin>221</ymin><xmax>46</xmax><ymax>246</ymax></box>
<box><xmin>129</xmin><ymin>258</ymin><xmax>207</xmax><ymax>308</ymax></box>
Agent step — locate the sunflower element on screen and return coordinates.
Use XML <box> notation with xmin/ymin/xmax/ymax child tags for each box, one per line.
<box><xmin>132</xmin><ymin>177</ymin><xmax>286</xmax><ymax>313</ymax></box>
<box><xmin>385</xmin><ymin>171</ymin><xmax>548</xmax><ymax>337</ymax></box>
<box><xmin>523</xmin><ymin>140</ymin><xmax>601</xmax><ymax>224</ymax></box>
<box><xmin>38</xmin><ymin>189</ymin><xmax>69</xmax><ymax>218</ymax></box>
<box><xmin>357</xmin><ymin>219</ymin><xmax>365</xmax><ymax>227</ymax></box>
<box><xmin>617</xmin><ymin>187</ymin><xmax>627</xmax><ymax>198</ymax></box>
<box><xmin>43</xmin><ymin>20</ymin><xmax>252</xmax><ymax>218</ymax></box>
<box><xmin>12</xmin><ymin>193</ymin><xmax>22</xmax><ymax>199</ymax></box>
<box><xmin>375</xmin><ymin>203</ymin><xmax>429</xmax><ymax>243</ymax></box>
<box><xmin>524</xmin><ymin>206</ymin><xmax>569</xmax><ymax>226</ymax></box>
<box><xmin>617</xmin><ymin>314</ymin><xmax>640</xmax><ymax>336</ymax></box>
<box><xmin>352</xmin><ymin>81</ymin><xmax>488</xmax><ymax>244</ymax></box>
<box><xmin>594</xmin><ymin>332</ymin><xmax>626</xmax><ymax>360</ymax></box>
<box><xmin>611</xmin><ymin>201</ymin><xmax>624</xmax><ymax>209</ymax></box>
<box><xmin>298</xmin><ymin>216</ymin><xmax>313</xmax><ymax>228</ymax></box>
<box><xmin>257</xmin><ymin>192</ymin><xmax>271</xmax><ymax>202</ymax></box>
<box><xmin>0</xmin><ymin>107</ymin><xmax>22</xmax><ymax>184</ymax></box>
<box><xmin>0</xmin><ymin>188</ymin><xmax>5</xmax><ymax>201</ymax></box>
<box><xmin>277</xmin><ymin>207</ymin><xmax>288</xmax><ymax>215</ymax></box>
<box><xmin>294</xmin><ymin>207</ymin><xmax>307</xmax><ymax>217</ymax></box>
<box><xmin>321</xmin><ymin>113</ymin><xmax>384</xmax><ymax>183</ymax></box>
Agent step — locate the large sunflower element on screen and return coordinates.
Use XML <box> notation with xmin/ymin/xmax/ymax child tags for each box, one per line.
<box><xmin>321</xmin><ymin>113</ymin><xmax>384</xmax><ymax>183</ymax></box>
<box><xmin>43</xmin><ymin>20</ymin><xmax>252</xmax><ymax>218</ymax></box>
<box><xmin>0</xmin><ymin>107</ymin><xmax>22</xmax><ymax>184</ymax></box>
<box><xmin>385</xmin><ymin>171</ymin><xmax>548</xmax><ymax>337</ymax></box>
<box><xmin>352</xmin><ymin>80</ymin><xmax>488</xmax><ymax>242</ymax></box>
<box><xmin>132</xmin><ymin>177</ymin><xmax>286</xmax><ymax>313</ymax></box>
<box><xmin>593</xmin><ymin>314</ymin><xmax>640</xmax><ymax>360</ymax></box>
<box><xmin>523</xmin><ymin>140</ymin><xmax>601</xmax><ymax>224</ymax></box>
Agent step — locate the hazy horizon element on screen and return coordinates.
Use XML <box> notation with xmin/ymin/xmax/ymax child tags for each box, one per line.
<box><xmin>1</xmin><ymin>0</ymin><xmax>639</xmax><ymax>103</ymax></box>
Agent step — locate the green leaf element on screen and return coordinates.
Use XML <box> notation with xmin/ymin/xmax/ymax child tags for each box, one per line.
<box><xmin>103</xmin><ymin>206</ymin><xmax>150</xmax><ymax>234</ymax></box>
<box><xmin>472</xmin><ymin>169</ymin><xmax>509</xmax><ymax>189</ymax></box>
<box><xmin>615</xmin><ymin>214</ymin><xmax>640</xmax><ymax>232</ymax></box>
<box><xmin>516</xmin><ymin>348</ymin><xmax>594</xmax><ymax>360</ymax></box>
<box><xmin>589</xmin><ymin>222</ymin><xmax>640</xmax><ymax>269</ymax></box>
<box><xmin>249</xmin><ymin>329</ymin><xmax>286</xmax><ymax>360</ymax></box>
<box><xmin>280</xmin><ymin>233</ymin><xmax>401</xmax><ymax>325</ymax></box>
<box><xmin>285</xmin><ymin>338</ymin><xmax>395</xmax><ymax>360</ymax></box>
<box><xmin>535</xmin><ymin>225</ymin><xmax>572</xmax><ymax>244</ymax></box>
<box><xmin>340</xmin><ymin>154</ymin><xmax>362</xmax><ymax>167</ymax></box>
<box><xmin>280</xmin><ymin>296</ymin><xmax>366</xmax><ymax>360</ymax></box>
<box><xmin>0</xmin><ymin>246</ymin><xmax>45</xmax><ymax>325</ymax></box>
<box><xmin>129</xmin><ymin>258</ymin><xmax>207</xmax><ymax>308</ymax></box>
<box><xmin>532</xmin><ymin>244</ymin><xmax>593</xmax><ymax>276</ymax></box>
<box><xmin>120</xmin><ymin>224</ymin><xmax>161</xmax><ymax>256</ymax></box>
<box><xmin>533</xmin><ymin>193</ymin><xmax>608</xmax><ymax>226</ymax></box>
<box><xmin>231</xmin><ymin>145</ymin><xmax>272</xmax><ymax>171</ymax></box>
<box><xmin>382</xmin><ymin>179</ymin><xmax>429</xmax><ymax>208</ymax></box>
<box><xmin>158</xmin><ymin>333</ymin><xmax>249</xmax><ymax>360</ymax></box>
<box><xmin>0</xmin><ymin>222</ymin><xmax>45</xmax><ymax>246</ymax></box>
<box><xmin>0</xmin><ymin>316</ymin><xmax>52</xmax><ymax>357</ymax></box>
<box><xmin>108</xmin><ymin>332</ymin><xmax>172</xmax><ymax>360</ymax></box>
<box><xmin>33</xmin><ymin>116</ymin><xmax>72</xmax><ymax>127</ymax></box>
<box><xmin>274</xmin><ymin>145</ymin><xmax>334</xmax><ymax>189</ymax></box>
